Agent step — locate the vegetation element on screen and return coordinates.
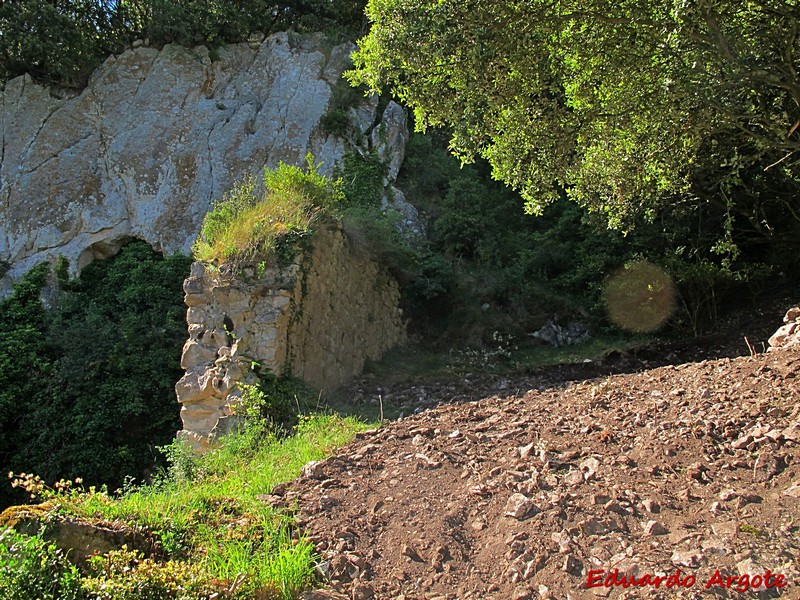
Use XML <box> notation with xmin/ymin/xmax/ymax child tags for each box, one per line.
<box><xmin>0</xmin><ymin>0</ymin><xmax>369</xmax><ymax>88</ymax></box>
<box><xmin>349</xmin><ymin>0</ymin><xmax>800</xmax><ymax>257</ymax></box>
<box><xmin>2</xmin><ymin>4</ymin><xmax>798</xmax><ymax>596</ymax></box>
<box><xmin>193</xmin><ymin>154</ymin><xmax>344</xmax><ymax>267</ymax></box>
<box><xmin>0</xmin><ymin>243</ymin><xmax>191</xmax><ymax>509</ymax></box>
<box><xmin>1</xmin><ymin>414</ymin><xmax>371</xmax><ymax>599</ymax></box>
<box><xmin>341</xmin><ymin>129</ymin><xmax>774</xmax><ymax>345</ymax></box>
<box><xmin>0</xmin><ymin>528</ymin><xmax>82</xmax><ymax>600</ymax></box>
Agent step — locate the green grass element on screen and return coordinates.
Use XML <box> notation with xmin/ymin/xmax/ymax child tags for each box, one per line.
<box><xmin>193</xmin><ymin>154</ymin><xmax>343</xmax><ymax>266</ymax></box>
<box><xmin>57</xmin><ymin>414</ymin><xmax>374</xmax><ymax>598</ymax></box>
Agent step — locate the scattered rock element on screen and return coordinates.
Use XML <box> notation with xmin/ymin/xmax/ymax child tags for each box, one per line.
<box><xmin>783</xmin><ymin>482</ymin><xmax>800</xmax><ymax>497</ymax></box>
<box><xmin>579</xmin><ymin>457</ymin><xmax>601</xmax><ymax>480</ymax></box>
<box><xmin>530</xmin><ymin>320</ymin><xmax>590</xmax><ymax>348</ymax></box>
<box><xmin>351</xmin><ymin>583</ymin><xmax>375</xmax><ymax>600</ymax></box>
<box><xmin>401</xmin><ymin>543</ymin><xmax>424</xmax><ymax>562</ymax></box>
<box><xmin>671</xmin><ymin>549</ymin><xmax>703</xmax><ymax>568</ymax></box>
<box><xmin>643</xmin><ymin>520</ymin><xmax>669</xmax><ymax>536</ymax></box>
<box><xmin>562</xmin><ymin>554</ymin><xmax>583</xmax><ymax>576</ymax></box>
<box><xmin>769</xmin><ymin>307</ymin><xmax>800</xmax><ymax>350</ymax></box>
<box><xmin>504</xmin><ymin>493</ymin><xmax>539</xmax><ymax>520</ymax></box>
<box><xmin>641</xmin><ymin>498</ymin><xmax>660</xmax><ymax>514</ymax></box>
<box><xmin>736</xmin><ymin>558</ymin><xmax>768</xmax><ymax>591</ymax></box>
<box><xmin>303</xmin><ymin>461</ymin><xmax>326</xmax><ymax>479</ymax></box>
<box><xmin>753</xmin><ymin>451</ymin><xmax>782</xmax><ymax>481</ymax></box>
<box><xmin>288</xmin><ymin>344</ymin><xmax>800</xmax><ymax>599</ymax></box>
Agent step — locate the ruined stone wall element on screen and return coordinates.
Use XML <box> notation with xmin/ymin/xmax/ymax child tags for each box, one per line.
<box><xmin>176</xmin><ymin>223</ymin><xmax>405</xmax><ymax>450</ymax></box>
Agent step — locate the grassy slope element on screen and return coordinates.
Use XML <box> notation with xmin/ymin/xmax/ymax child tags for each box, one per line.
<box><xmin>21</xmin><ymin>415</ymin><xmax>374</xmax><ymax>599</ymax></box>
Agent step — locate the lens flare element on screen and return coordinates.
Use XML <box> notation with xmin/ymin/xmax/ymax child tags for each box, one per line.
<box><xmin>603</xmin><ymin>261</ymin><xmax>676</xmax><ymax>333</ymax></box>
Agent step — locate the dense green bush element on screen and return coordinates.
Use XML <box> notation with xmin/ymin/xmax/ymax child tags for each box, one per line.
<box><xmin>0</xmin><ymin>242</ymin><xmax>191</xmax><ymax>508</ymax></box>
<box><xmin>391</xmin><ymin>129</ymin><xmax>781</xmax><ymax>343</ymax></box>
<box><xmin>0</xmin><ymin>528</ymin><xmax>83</xmax><ymax>600</ymax></box>
<box><xmin>336</xmin><ymin>150</ymin><xmax>456</xmax><ymax>323</ymax></box>
<box><xmin>237</xmin><ymin>376</ymin><xmax>315</xmax><ymax>435</ymax></box>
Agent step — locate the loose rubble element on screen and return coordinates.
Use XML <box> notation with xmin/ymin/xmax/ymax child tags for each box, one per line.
<box><xmin>285</xmin><ymin>346</ymin><xmax>800</xmax><ymax>599</ymax></box>
<box><xmin>769</xmin><ymin>307</ymin><xmax>800</xmax><ymax>351</ymax></box>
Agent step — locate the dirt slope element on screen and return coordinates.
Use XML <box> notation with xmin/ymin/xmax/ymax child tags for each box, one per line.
<box><xmin>279</xmin><ymin>347</ymin><xmax>800</xmax><ymax>599</ymax></box>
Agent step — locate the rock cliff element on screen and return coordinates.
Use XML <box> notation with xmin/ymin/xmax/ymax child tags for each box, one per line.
<box><xmin>0</xmin><ymin>31</ymin><xmax>407</xmax><ymax>287</ymax></box>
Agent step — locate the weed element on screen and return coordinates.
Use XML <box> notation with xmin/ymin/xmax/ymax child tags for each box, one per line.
<box><xmin>447</xmin><ymin>331</ymin><xmax>519</xmax><ymax>374</ymax></box>
<box><xmin>60</xmin><ymin>414</ymin><xmax>372</xmax><ymax>595</ymax></box>
<box><xmin>739</xmin><ymin>523</ymin><xmax>764</xmax><ymax>537</ymax></box>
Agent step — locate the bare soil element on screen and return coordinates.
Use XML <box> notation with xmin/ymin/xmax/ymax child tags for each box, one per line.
<box><xmin>277</xmin><ymin>337</ymin><xmax>800</xmax><ymax>599</ymax></box>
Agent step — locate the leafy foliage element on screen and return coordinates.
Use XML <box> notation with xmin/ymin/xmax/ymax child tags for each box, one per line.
<box><xmin>335</xmin><ymin>149</ymin><xmax>457</xmax><ymax>323</ymax></box>
<box><xmin>389</xmin><ymin>129</ymin><xmax>777</xmax><ymax>343</ymax></box>
<box><xmin>69</xmin><ymin>414</ymin><xmax>369</xmax><ymax>598</ymax></box>
<box><xmin>2</xmin><ymin>413</ymin><xmax>368</xmax><ymax>599</ymax></box>
<box><xmin>236</xmin><ymin>376</ymin><xmax>314</xmax><ymax>435</ymax></box>
<box><xmin>349</xmin><ymin>0</ymin><xmax>800</xmax><ymax>251</ymax></box>
<box><xmin>0</xmin><ymin>527</ymin><xmax>83</xmax><ymax>600</ymax></box>
<box><xmin>0</xmin><ymin>243</ymin><xmax>191</xmax><ymax>508</ymax></box>
<box><xmin>193</xmin><ymin>154</ymin><xmax>343</xmax><ymax>266</ymax></box>
<box><xmin>81</xmin><ymin>547</ymin><xmax>223</xmax><ymax>600</ymax></box>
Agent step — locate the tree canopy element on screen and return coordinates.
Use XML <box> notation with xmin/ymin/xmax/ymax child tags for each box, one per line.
<box><xmin>0</xmin><ymin>0</ymin><xmax>368</xmax><ymax>87</ymax></box>
<box><xmin>348</xmin><ymin>0</ymin><xmax>800</xmax><ymax>247</ymax></box>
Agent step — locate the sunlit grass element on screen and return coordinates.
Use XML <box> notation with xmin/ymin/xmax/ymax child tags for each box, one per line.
<box><xmin>65</xmin><ymin>414</ymin><xmax>373</xmax><ymax>597</ymax></box>
<box><xmin>192</xmin><ymin>154</ymin><xmax>343</xmax><ymax>266</ymax></box>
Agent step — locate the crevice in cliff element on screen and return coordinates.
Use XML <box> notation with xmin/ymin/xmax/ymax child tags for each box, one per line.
<box><xmin>24</xmin><ymin>132</ymin><xmax>94</xmax><ymax>176</ymax></box>
<box><xmin>20</xmin><ymin>104</ymin><xmax>60</xmax><ymax>169</ymax></box>
<box><xmin>275</xmin><ymin>51</ymin><xmax>312</xmax><ymax>156</ymax></box>
<box><xmin>205</xmin><ymin>123</ymin><xmax>217</xmax><ymax>205</ymax></box>
<box><xmin>0</xmin><ymin>98</ymin><xmax>6</xmax><ymax>180</ymax></box>
<box><xmin>125</xmin><ymin>51</ymin><xmax>159</xmax><ymax>118</ymax></box>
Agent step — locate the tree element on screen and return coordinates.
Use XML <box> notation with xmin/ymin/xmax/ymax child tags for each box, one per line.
<box><xmin>348</xmin><ymin>0</ymin><xmax>800</xmax><ymax>246</ymax></box>
<box><xmin>0</xmin><ymin>0</ymin><xmax>120</xmax><ymax>85</ymax></box>
<box><xmin>0</xmin><ymin>0</ymin><xmax>369</xmax><ymax>88</ymax></box>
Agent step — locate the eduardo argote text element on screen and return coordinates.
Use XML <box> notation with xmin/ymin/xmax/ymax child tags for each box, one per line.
<box><xmin>587</xmin><ymin>567</ymin><xmax>788</xmax><ymax>592</ymax></box>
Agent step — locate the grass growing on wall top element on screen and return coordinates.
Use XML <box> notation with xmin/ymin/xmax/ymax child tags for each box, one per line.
<box><xmin>193</xmin><ymin>154</ymin><xmax>344</xmax><ymax>267</ymax></box>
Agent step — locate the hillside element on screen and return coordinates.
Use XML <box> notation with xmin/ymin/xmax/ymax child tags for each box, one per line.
<box><xmin>284</xmin><ymin>345</ymin><xmax>800</xmax><ymax>599</ymax></box>
<box><xmin>2</xmin><ymin>2</ymin><xmax>799</xmax><ymax>597</ymax></box>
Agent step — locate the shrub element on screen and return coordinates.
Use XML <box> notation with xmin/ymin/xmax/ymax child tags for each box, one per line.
<box><xmin>0</xmin><ymin>528</ymin><xmax>83</xmax><ymax>600</ymax></box>
<box><xmin>193</xmin><ymin>154</ymin><xmax>343</xmax><ymax>266</ymax></box>
<box><xmin>236</xmin><ymin>376</ymin><xmax>317</xmax><ymax>436</ymax></box>
<box><xmin>81</xmin><ymin>547</ymin><xmax>223</xmax><ymax>600</ymax></box>
<box><xmin>337</xmin><ymin>150</ymin><xmax>457</xmax><ymax>322</ymax></box>
<box><xmin>0</xmin><ymin>243</ymin><xmax>191</xmax><ymax>508</ymax></box>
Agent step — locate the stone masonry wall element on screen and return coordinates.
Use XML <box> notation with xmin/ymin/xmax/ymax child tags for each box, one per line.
<box><xmin>176</xmin><ymin>223</ymin><xmax>405</xmax><ymax>450</ymax></box>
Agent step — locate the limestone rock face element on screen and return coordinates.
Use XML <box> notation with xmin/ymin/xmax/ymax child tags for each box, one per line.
<box><xmin>176</xmin><ymin>224</ymin><xmax>406</xmax><ymax>451</ymax></box>
<box><xmin>0</xmin><ymin>32</ymin><xmax>405</xmax><ymax>285</ymax></box>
